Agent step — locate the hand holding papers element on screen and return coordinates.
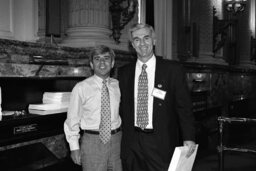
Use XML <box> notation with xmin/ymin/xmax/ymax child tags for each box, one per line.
<box><xmin>168</xmin><ymin>144</ymin><xmax>198</xmax><ymax>171</ymax></box>
<box><xmin>0</xmin><ymin>86</ymin><xmax>2</xmax><ymax>121</ymax></box>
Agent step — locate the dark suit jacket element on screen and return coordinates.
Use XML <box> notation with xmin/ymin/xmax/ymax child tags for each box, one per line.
<box><xmin>118</xmin><ymin>57</ymin><xmax>195</xmax><ymax>165</ymax></box>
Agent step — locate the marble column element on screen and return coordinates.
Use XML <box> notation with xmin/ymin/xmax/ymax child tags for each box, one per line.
<box><xmin>188</xmin><ymin>0</ymin><xmax>226</xmax><ymax>65</ymax></box>
<box><xmin>237</xmin><ymin>0</ymin><xmax>256</xmax><ymax>68</ymax></box>
<box><xmin>61</xmin><ymin>0</ymin><xmax>129</xmax><ymax>50</ymax></box>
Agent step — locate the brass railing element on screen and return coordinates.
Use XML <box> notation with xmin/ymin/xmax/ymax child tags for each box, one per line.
<box><xmin>217</xmin><ymin>116</ymin><xmax>256</xmax><ymax>171</ymax></box>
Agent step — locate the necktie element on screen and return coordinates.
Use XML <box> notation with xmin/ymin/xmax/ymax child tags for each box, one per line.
<box><xmin>137</xmin><ymin>64</ymin><xmax>148</xmax><ymax>129</ymax></box>
<box><xmin>99</xmin><ymin>79</ymin><xmax>111</xmax><ymax>144</ymax></box>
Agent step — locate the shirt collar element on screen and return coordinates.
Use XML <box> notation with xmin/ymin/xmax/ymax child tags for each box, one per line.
<box><xmin>93</xmin><ymin>74</ymin><xmax>110</xmax><ymax>86</ymax></box>
<box><xmin>136</xmin><ymin>55</ymin><xmax>156</xmax><ymax>70</ymax></box>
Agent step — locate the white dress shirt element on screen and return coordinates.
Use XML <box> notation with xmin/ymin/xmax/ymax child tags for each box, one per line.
<box><xmin>64</xmin><ymin>75</ymin><xmax>121</xmax><ymax>151</ymax></box>
<box><xmin>134</xmin><ymin>55</ymin><xmax>156</xmax><ymax>129</ymax></box>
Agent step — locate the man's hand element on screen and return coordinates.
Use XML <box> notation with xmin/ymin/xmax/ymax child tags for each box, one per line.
<box><xmin>70</xmin><ymin>149</ymin><xmax>81</xmax><ymax>165</ymax></box>
<box><xmin>183</xmin><ymin>140</ymin><xmax>196</xmax><ymax>158</ymax></box>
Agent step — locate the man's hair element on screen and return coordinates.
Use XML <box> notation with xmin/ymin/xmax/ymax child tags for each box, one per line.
<box><xmin>128</xmin><ymin>23</ymin><xmax>156</xmax><ymax>42</ymax></box>
<box><xmin>89</xmin><ymin>45</ymin><xmax>115</xmax><ymax>62</ymax></box>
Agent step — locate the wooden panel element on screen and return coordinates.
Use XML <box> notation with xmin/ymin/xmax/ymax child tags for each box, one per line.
<box><xmin>46</xmin><ymin>0</ymin><xmax>61</xmax><ymax>36</ymax></box>
<box><xmin>0</xmin><ymin>77</ymin><xmax>81</xmax><ymax>111</ymax></box>
<box><xmin>0</xmin><ymin>113</ymin><xmax>66</xmax><ymax>146</ymax></box>
<box><xmin>0</xmin><ymin>143</ymin><xmax>58</xmax><ymax>170</ymax></box>
<box><xmin>0</xmin><ymin>0</ymin><xmax>14</xmax><ymax>38</ymax></box>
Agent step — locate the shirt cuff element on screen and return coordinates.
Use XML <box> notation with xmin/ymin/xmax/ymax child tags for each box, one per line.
<box><xmin>69</xmin><ymin>141</ymin><xmax>80</xmax><ymax>151</ymax></box>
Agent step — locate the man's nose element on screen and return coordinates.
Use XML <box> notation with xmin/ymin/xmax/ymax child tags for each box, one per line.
<box><xmin>140</xmin><ymin>39</ymin><xmax>145</xmax><ymax>45</ymax></box>
<box><xmin>99</xmin><ymin>58</ymin><xmax>106</xmax><ymax>63</ymax></box>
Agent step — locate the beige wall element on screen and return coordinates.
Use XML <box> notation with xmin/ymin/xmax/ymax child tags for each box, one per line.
<box><xmin>0</xmin><ymin>0</ymin><xmax>14</xmax><ymax>39</ymax></box>
<box><xmin>0</xmin><ymin>0</ymin><xmax>38</xmax><ymax>42</ymax></box>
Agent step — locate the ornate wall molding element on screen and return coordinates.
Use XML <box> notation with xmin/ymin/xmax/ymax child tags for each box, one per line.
<box><xmin>109</xmin><ymin>0</ymin><xmax>138</xmax><ymax>43</ymax></box>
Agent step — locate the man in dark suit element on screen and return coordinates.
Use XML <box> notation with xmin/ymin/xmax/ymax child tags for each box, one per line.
<box><xmin>118</xmin><ymin>23</ymin><xmax>196</xmax><ymax>171</ymax></box>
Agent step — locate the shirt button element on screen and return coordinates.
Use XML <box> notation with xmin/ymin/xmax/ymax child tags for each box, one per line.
<box><xmin>158</xmin><ymin>103</ymin><xmax>162</xmax><ymax>106</ymax></box>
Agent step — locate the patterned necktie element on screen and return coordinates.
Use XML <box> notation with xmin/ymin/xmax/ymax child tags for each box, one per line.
<box><xmin>137</xmin><ymin>64</ymin><xmax>149</xmax><ymax>129</ymax></box>
<box><xmin>99</xmin><ymin>79</ymin><xmax>111</xmax><ymax>144</ymax></box>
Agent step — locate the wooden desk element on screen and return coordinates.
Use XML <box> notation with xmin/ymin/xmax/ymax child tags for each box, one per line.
<box><xmin>0</xmin><ymin>113</ymin><xmax>66</xmax><ymax>146</ymax></box>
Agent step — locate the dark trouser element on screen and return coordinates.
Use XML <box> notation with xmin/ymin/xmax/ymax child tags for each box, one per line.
<box><xmin>122</xmin><ymin>131</ymin><xmax>169</xmax><ymax>171</ymax></box>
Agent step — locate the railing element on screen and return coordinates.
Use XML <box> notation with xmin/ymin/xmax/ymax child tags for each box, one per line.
<box><xmin>217</xmin><ymin>116</ymin><xmax>256</xmax><ymax>171</ymax></box>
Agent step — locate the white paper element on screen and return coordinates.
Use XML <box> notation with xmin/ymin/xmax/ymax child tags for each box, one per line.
<box><xmin>28</xmin><ymin>108</ymin><xmax>67</xmax><ymax>115</ymax></box>
<box><xmin>0</xmin><ymin>86</ymin><xmax>2</xmax><ymax>121</ymax></box>
<box><xmin>168</xmin><ymin>144</ymin><xmax>198</xmax><ymax>171</ymax></box>
<box><xmin>28</xmin><ymin>103</ymin><xmax>69</xmax><ymax>110</ymax></box>
<box><xmin>0</xmin><ymin>86</ymin><xmax>1</xmax><ymax>105</ymax></box>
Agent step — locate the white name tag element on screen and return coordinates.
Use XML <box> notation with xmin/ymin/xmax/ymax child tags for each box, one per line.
<box><xmin>152</xmin><ymin>88</ymin><xmax>166</xmax><ymax>100</ymax></box>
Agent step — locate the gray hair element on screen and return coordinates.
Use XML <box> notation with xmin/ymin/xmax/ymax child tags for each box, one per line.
<box><xmin>128</xmin><ymin>23</ymin><xmax>156</xmax><ymax>42</ymax></box>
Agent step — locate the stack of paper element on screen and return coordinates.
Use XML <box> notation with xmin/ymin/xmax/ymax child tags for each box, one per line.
<box><xmin>29</xmin><ymin>92</ymin><xmax>71</xmax><ymax>115</ymax></box>
<box><xmin>42</xmin><ymin>92</ymin><xmax>71</xmax><ymax>104</ymax></box>
<box><xmin>168</xmin><ymin>144</ymin><xmax>198</xmax><ymax>171</ymax></box>
<box><xmin>29</xmin><ymin>103</ymin><xmax>68</xmax><ymax>115</ymax></box>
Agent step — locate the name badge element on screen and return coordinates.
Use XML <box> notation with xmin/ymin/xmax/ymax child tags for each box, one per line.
<box><xmin>152</xmin><ymin>88</ymin><xmax>166</xmax><ymax>100</ymax></box>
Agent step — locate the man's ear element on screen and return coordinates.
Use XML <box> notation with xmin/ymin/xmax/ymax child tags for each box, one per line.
<box><xmin>111</xmin><ymin>59</ymin><xmax>115</xmax><ymax>68</ymax></box>
<box><xmin>153</xmin><ymin>39</ymin><xmax>156</xmax><ymax>45</ymax></box>
<box><xmin>90</xmin><ymin>62</ymin><xmax>94</xmax><ymax>69</ymax></box>
<box><xmin>131</xmin><ymin>42</ymin><xmax>135</xmax><ymax>49</ymax></box>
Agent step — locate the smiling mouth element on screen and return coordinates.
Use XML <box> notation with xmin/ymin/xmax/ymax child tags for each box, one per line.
<box><xmin>141</xmin><ymin>49</ymin><xmax>148</xmax><ymax>54</ymax></box>
<box><xmin>100</xmin><ymin>64</ymin><xmax>110</xmax><ymax>69</ymax></box>
<box><xmin>140</xmin><ymin>47</ymin><xmax>148</xmax><ymax>52</ymax></box>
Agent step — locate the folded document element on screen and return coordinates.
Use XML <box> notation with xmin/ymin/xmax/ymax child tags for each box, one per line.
<box><xmin>168</xmin><ymin>144</ymin><xmax>198</xmax><ymax>171</ymax></box>
<box><xmin>28</xmin><ymin>103</ymin><xmax>68</xmax><ymax>115</ymax></box>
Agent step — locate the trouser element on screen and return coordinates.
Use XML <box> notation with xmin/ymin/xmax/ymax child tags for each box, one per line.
<box><xmin>122</xmin><ymin>131</ymin><xmax>170</xmax><ymax>171</ymax></box>
<box><xmin>81</xmin><ymin>131</ymin><xmax>122</xmax><ymax>171</ymax></box>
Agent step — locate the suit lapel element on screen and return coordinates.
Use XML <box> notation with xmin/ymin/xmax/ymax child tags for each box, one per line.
<box><xmin>154</xmin><ymin>58</ymin><xmax>164</xmax><ymax>89</ymax></box>
<box><xmin>153</xmin><ymin>58</ymin><xmax>166</xmax><ymax>127</ymax></box>
<box><xmin>128</xmin><ymin>63</ymin><xmax>136</xmax><ymax>124</ymax></box>
<box><xmin>129</xmin><ymin>63</ymin><xmax>136</xmax><ymax>100</ymax></box>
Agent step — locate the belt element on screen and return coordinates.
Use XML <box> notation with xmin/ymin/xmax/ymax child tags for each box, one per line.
<box><xmin>84</xmin><ymin>127</ymin><xmax>121</xmax><ymax>135</ymax></box>
<box><xmin>134</xmin><ymin>126</ymin><xmax>154</xmax><ymax>133</ymax></box>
